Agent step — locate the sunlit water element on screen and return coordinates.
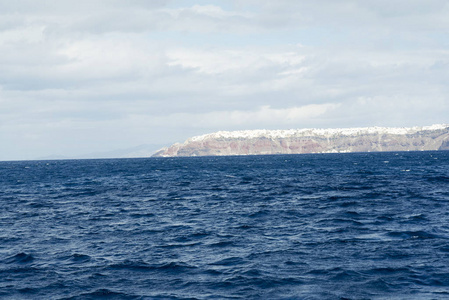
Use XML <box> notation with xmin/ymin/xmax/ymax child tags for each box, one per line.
<box><xmin>1</xmin><ymin>151</ymin><xmax>449</xmax><ymax>299</ymax></box>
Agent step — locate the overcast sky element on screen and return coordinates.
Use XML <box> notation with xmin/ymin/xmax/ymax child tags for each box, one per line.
<box><xmin>1</xmin><ymin>0</ymin><xmax>448</xmax><ymax>160</ymax></box>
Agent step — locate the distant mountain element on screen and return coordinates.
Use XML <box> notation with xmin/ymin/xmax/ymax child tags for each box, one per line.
<box><xmin>153</xmin><ymin>124</ymin><xmax>449</xmax><ymax>157</ymax></box>
<box><xmin>76</xmin><ymin>144</ymin><xmax>163</xmax><ymax>159</ymax></box>
<box><xmin>37</xmin><ymin>144</ymin><xmax>165</xmax><ymax>161</ymax></box>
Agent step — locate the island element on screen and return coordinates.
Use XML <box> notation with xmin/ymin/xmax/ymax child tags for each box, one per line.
<box><xmin>153</xmin><ymin>124</ymin><xmax>449</xmax><ymax>157</ymax></box>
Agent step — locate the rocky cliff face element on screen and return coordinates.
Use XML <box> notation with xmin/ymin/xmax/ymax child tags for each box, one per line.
<box><xmin>153</xmin><ymin>124</ymin><xmax>449</xmax><ymax>157</ymax></box>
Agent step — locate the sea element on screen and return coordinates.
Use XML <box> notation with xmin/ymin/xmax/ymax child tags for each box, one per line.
<box><xmin>1</xmin><ymin>151</ymin><xmax>449</xmax><ymax>299</ymax></box>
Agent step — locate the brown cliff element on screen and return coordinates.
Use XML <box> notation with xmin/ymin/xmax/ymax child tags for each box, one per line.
<box><xmin>153</xmin><ymin>125</ymin><xmax>449</xmax><ymax>157</ymax></box>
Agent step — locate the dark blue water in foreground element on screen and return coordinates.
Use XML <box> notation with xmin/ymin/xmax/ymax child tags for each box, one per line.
<box><xmin>1</xmin><ymin>152</ymin><xmax>449</xmax><ymax>299</ymax></box>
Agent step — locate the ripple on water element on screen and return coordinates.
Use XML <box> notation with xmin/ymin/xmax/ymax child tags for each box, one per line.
<box><xmin>1</xmin><ymin>152</ymin><xmax>449</xmax><ymax>299</ymax></box>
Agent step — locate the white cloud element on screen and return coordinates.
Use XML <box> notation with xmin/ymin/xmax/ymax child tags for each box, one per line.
<box><xmin>167</xmin><ymin>47</ymin><xmax>305</xmax><ymax>74</ymax></box>
<box><xmin>234</xmin><ymin>0</ymin><xmax>449</xmax><ymax>31</ymax></box>
<box><xmin>150</xmin><ymin>103</ymin><xmax>341</xmax><ymax>130</ymax></box>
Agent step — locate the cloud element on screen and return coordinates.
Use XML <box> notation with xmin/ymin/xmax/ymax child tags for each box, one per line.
<box><xmin>150</xmin><ymin>103</ymin><xmax>341</xmax><ymax>130</ymax></box>
<box><xmin>0</xmin><ymin>1</ymin><xmax>448</xmax><ymax>160</ymax></box>
<box><xmin>234</xmin><ymin>0</ymin><xmax>449</xmax><ymax>31</ymax></box>
<box><xmin>167</xmin><ymin>47</ymin><xmax>305</xmax><ymax>74</ymax></box>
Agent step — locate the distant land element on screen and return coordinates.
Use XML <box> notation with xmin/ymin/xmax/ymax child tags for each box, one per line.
<box><xmin>153</xmin><ymin>124</ymin><xmax>449</xmax><ymax>157</ymax></box>
<box><xmin>36</xmin><ymin>144</ymin><xmax>164</xmax><ymax>161</ymax></box>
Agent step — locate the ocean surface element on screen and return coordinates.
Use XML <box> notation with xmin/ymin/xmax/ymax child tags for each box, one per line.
<box><xmin>1</xmin><ymin>151</ymin><xmax>449</xmax><ymax>299</ymax></box>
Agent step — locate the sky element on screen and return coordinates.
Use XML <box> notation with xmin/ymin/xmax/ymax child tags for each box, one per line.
<box><xmin>1</xmin><ymin>0</ymin><xmax>448</xmax><ymax>160</ymax></box>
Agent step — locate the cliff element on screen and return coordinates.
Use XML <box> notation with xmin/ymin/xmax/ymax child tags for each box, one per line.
<box><xmin>152</xmin><ymin>124</ymin><xmax>449</xmax><ymax>157</ymax></box>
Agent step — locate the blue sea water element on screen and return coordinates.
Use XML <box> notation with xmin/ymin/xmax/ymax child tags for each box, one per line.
<box><xmin>1</xmin><ymin>151</ymin><xmax>449</xmax><ymax>299</ymax></box>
